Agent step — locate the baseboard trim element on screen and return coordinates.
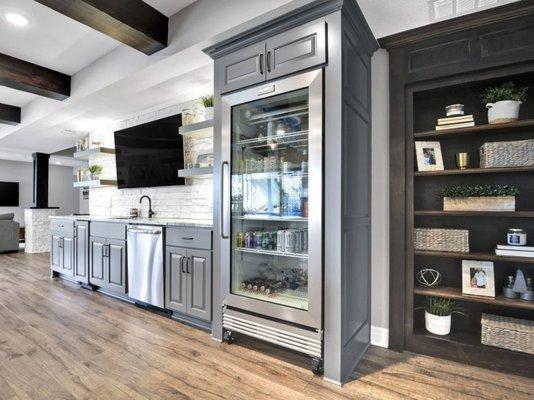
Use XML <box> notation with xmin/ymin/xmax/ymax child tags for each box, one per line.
<box><xmin>371</xmin><ymin>326</ymin><xmax>389</xmax><ymax>348</ymax></box>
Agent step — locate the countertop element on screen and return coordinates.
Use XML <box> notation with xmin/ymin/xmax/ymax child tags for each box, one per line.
<box><xmin>49</xmin><ymin>215</ymin><xmax>213</xmax><ymax>229</ymax></box>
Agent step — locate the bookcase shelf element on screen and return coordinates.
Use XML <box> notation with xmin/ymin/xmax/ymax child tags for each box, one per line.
<box><xmin>386</xmin><ymin>8</ymin><xmax>534</xmax><ymax>378</ymax></box>
<box><xmin>413</xmin><ymin>119</ymin><xmax>534</xmax><ymax>139</ymax></box>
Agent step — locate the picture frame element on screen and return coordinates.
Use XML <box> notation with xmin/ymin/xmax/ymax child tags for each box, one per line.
<box><xmin>415</xmin><ymin>141</ymin><xmax>444</xmax><ymax>171</ymax></box>
<box><xmin>462</xmin><ymin>260</ymin><xmax>495</xmax><ymax>297</ymax></box>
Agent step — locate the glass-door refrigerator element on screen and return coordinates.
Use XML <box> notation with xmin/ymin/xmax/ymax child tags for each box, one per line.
<box><xmin>220</xmin><ymin>69</ymin><xmax>323</xmax><ymax>369</ymax></box>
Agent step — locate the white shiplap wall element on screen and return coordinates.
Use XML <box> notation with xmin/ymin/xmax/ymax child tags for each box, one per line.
<box><xmin>88</xmin><ymin>101</ymin><xmax>213</xmax><ymax>220</ymax></box>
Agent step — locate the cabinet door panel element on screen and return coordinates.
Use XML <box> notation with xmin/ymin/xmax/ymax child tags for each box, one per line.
<box><xmin>266</xmin><ymin>21</ymin><xmax>326</xmax><ymax>80</ymax></box>
<box><xmin>89</xmin><ymin>237</ymin><xmax>106</xmax><ymax>287</ymax></box>
<box><xmin>186</xmin><ymin>249</ymin><xmax>211</xmax><ymax>321</ymax></box>
<box><xmin>165</xmin><ymin>247</ymin><xmax>187</xmax><ymax>313</ymax></box>
<box><xmin>50</xmin><ymin>235</ymin><xmax>62</xmax><ymax>273</ymax></box>
<box><xmin>62</xmin><ymin>236</ymin><xmax>74</xmax><ymax>276</ymax></box>
<box><xmin>216</xmin><ymin>42</ymin><xmax>266</xmax><ymax>93</ymax></box>
<box><xmin>107</xmin><ymin>239</ymin><xmax>127</xmax><ymax>294</ymax></box>
<box><xmin>74</xmin><ymin>223</ymin><xmax>89</xmax><ymax>282</ymax></box>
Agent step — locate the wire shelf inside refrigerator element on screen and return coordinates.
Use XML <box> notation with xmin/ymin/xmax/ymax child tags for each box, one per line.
<box><xmin>233</xmin><ymin>287</ymin><xmax>309</xmax><ymax>310</ymax></box>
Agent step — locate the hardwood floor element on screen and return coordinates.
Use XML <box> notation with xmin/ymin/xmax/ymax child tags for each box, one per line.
<box><xmin>0</xmin><ymin>252</ymin><xmax>532</xmax><ymax>400</ymax></box>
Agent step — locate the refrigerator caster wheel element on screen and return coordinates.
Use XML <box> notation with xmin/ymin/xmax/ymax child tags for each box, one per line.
<box><xmin>223</xmin><ymin>330</ymin><xmax>236</xmax><ymax>343</ymax></box>
<box><xmin>310</xmin><ymin>358</ymin><xmax>323</xmax><ymax>375</ymax></box>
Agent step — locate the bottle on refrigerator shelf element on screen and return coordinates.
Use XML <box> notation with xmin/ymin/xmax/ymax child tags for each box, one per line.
<box><xmin>301</xmin><ymin>149</ymin><xmax>308</xmax><ymax>173</ymax></box>
<box><xmin>236</xmin><ymin>232</ymin><xmax>244</xmax><ymax>248</ymax></box>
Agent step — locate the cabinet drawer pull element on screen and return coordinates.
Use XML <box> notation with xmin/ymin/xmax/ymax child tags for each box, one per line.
<box><xmin>181</xmin><ymin>237</ymin><xmax>194</xmax><ymax>241</ymax></box>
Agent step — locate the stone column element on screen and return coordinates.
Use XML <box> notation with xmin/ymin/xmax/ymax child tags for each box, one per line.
<box><xmin>24</xmin><ymin>209</ymin><xmax>58</xmax><ymax>253</ymax></box>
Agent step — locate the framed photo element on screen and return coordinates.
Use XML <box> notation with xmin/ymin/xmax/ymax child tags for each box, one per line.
<box><xmin>462</xmin><ymin>260</ymin><xmax>495</xmax><ymax>297</ymax></box>
<box><xmin>415</xmin><ymin>141</ymin><xmax>444</xmax><ymax>171</ymax></box>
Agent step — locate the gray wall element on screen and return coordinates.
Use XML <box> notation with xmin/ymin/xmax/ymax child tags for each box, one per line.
<box><xmin>370</xmin><ymin>49</ymin><xmax>390</xmax><ymax>346</ymax></box>
<box><xmin>0</xmin><ymin>159</ymin><xmax>79</xmax><ymax>226</ymax></box>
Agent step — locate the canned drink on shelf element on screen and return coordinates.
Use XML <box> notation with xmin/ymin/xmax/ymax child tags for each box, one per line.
<box><xmin>277</xmin><ymin>230</ymin><xmax>286</xmax><ymax>252</ymax></box>
<box><xmin>255</xmin><ymin>232</ymin><xmax>263</xmax><ymax>249</ymax></box>
<box><xmin>285</xmin><ymin>230</ymin><xmax>296</xmax><ymax>253</ymax></box>
<box><xmin>236</xmin><ymin>232</ymin><xmax>244</xmax><ymax>248</ymax></box>
<box><xmin>302</xmin><ymin>229</ymin><xmax>308</xmax><ymax>252</ymax></box>
<box><xmin>244</xmin><ymin>232</ymin><xmax>253</xmax><ymax>248</ymax></box>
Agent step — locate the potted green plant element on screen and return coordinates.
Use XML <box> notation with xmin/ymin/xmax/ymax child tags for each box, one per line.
<box><xmin>88</xmin><ymin>164</ymin><xmax>103</xmax><ymax>181</ymax></box>
<box><xmin>482</xmin><ymin>82</ymin><xmax>528</xmax><ymax>124</ymax></box>
<box><xmin>442</xmin><ymin>184</ymin><xmax>519</xmax><ymax>212</ymax></box>
<box><xmin>418</xmin><ymin>297</ymin><xmax>466</xmax><ymax>336</ymax></box>
<box><xmin>201</xmin><ymin>95</ymin><xmax>214</xmax><ymax>120</ymax></box>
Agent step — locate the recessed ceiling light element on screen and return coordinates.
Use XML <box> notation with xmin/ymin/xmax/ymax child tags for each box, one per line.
<box><xmin>3</xmin><ymin>11</ymin><xmax>29</xmax><ymax>27</ymax></box>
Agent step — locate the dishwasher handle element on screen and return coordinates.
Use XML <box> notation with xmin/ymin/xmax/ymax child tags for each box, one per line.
<box><xmin>128</xmin><ymin>227</ymin><xmax>162</xmax><ymax>235</ymax></box>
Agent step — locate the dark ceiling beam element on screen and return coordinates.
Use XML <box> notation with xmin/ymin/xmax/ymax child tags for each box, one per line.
<box><xmin>0</xmin><ymin>53</ymin><xmax>70</xmax><ymax>100</ymax></box>
<box><xmin>0</xmin><ymin>103</ymin><xmax>21</xmax><ymax>126</ymax></box>
<box><xmin>34</xmin><ymin>0</ymin><xmax>168</xmax><ymax>55</ymax></box>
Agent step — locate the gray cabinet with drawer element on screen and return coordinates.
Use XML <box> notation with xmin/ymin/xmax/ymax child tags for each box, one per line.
<box><xmin>50</xmin><ymin>219</ymin><xmax>75</xmax><ymax>277</ymax></box>
<box><xmin>165</xmin><ymin>227</ymin><xmax>213</xmax><ymax>322</ymax></box>
<box><xmin>215</xmin><ymin>20</ymin><xmax>326</xmax><ymax>93</ymax></box>
<box><xmin>89</xmin><ymin>223</ymin><xmax>127</xmax><ymax>294</ymax></box>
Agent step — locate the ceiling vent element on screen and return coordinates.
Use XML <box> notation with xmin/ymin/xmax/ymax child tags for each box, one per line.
<box><xmin>429</xmin><ymin>0</ymin><xmax>517</xmax><ymax>21</ymax></box>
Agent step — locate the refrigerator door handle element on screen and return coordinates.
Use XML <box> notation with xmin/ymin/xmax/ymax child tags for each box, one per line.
<box><xmin>220</xmin><ymin>161</ymin><xmax>230</xmax><ymax>239</ymax></box>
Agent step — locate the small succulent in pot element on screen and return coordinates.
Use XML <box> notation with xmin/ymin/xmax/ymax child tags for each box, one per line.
<box><xmin>201</xmin><ymin>95</ymin><xmax>214</xmax><ymax>120</ymax></box>
<box><xmin>88</xmin><ymin>164</ymin><xmax>103</xmax><ymax>180</ymax></box>
<box><xmin>481</xmin><ymin>82</ymin><xmax>528</xmax><ymax>124</ymax></box>
<box><xmin>417</xmin><ymin>297</ymin><xmax>466</xmax><ymax>336</ymax></box>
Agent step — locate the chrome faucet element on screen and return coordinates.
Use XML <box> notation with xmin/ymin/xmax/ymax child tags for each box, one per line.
<box><xmin>139</xmin><ymin>195</ymin><xmax>155</xmax><ymax>218</ymax></box>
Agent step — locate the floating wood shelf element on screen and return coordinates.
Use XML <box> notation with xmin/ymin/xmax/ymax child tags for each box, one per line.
<box><xmin>177</xmin><ymin>166</ymin><xmax>213</xmax><ymax>178</ymax></box>
<box><xmin>73</xmin><ymin>147</ymin><xmax>115</xmax><ymax>160</ymax></box>
<box><xmin>414</xmin><ymin>166</ymin><xmax>534</xmax><ymax>176</ymax></box>
<box><xmin>414</xmin><ymin>210</ymin><xmax>534</xmax><ymax>218</ymax></box>
<box><xmin>413</xmin><ymin>119</ymin><xmax>534</xmax><ymax>139</ymax></box>
<box><xmin>73</xmin><ymin>179</ymin><xmax>117</xmax><ymax>188</ymax></box>
<box><xmin>414</xmin><ymin>250</ymin><xmax>534</xmax><ymax>264</ymax></box>
<box><xmin>179</xmin><ymin>120</ymin><xmax>213</xmax><ymax>139</ymax></box>
<box><xmin>414</xmin><ymin>286</ymin><xmax>534</xmax><ymax>310</ymax></box>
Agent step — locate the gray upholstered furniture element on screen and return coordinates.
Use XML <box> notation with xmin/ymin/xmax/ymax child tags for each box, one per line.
<box><xmin>0</xmin><ymin>213</ymin><xmax>20</xmax><ymax>253</ymax></box>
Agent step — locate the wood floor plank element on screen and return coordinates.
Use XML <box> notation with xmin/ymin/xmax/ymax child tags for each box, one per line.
<box><xmin>0</xmin><ymin>251</ymin><xmax>532</xmax><ymax>400</ymax></box>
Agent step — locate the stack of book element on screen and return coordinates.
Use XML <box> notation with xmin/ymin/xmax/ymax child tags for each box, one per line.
<box><xmin>435</xmin><ymin>115</ymin><xmax>475</xmax><ymax>130</ymax></box>
<box><xmin>495</xmin><ymin>244</ymin><xmax>534</xmax><ymax>258</ymax></box>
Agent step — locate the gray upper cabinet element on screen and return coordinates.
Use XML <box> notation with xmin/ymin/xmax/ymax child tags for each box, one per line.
<box><xmin>266</xmin><ymin>21</ymin><xmax>326</xmax><ymax>80</ymax></box>
<box><xmin>74</xmin><ymin>222</ymin><xmax>89</xmax><ymax>283</ymax></box>
<box><xmin>216</xmin><ymin>42</ymin><xmax>266</xmax><ymax>94</ymax></box>
<box><xmin>215</xmin><ymin>21</ymin><xmax>327</xmax><ymax>94</ymax></box>
<box><xmin>89</xmin><ymin>237</ymin><xmax>106</xmax><ymax>287</ymax></box>
<box><xmin>186</xmin><ymin>249</ymin><xmax>212</xmax><ymax>321</ymax></box>
<box><xmin>165</xmin><ymin>247</ymin><xmax>187</xmax><ymax>314</ymax></box>
<box><xmin>106</xmin><ymin>239</ymin><xmax>127</xmax><ymax>294</ymax></box>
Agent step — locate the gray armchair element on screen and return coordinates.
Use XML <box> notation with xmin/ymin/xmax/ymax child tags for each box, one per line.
<box><xmin>0</xmin><ymin>213</ymin><xmax>20</xmax><ymax>253</ymax></box>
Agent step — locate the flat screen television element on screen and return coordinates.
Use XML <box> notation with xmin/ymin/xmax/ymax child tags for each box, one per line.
<box><xmin>114</xmin><ymin>114</ymin><xmax>185</xmax><ymax>189</ymax></box>
<box><xmin>0</xmin><ymin>182</ymin><xmax>19</xmax><ymax>206</ymax></box>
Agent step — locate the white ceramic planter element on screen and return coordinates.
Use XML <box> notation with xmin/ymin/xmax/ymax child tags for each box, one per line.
<box><xmin>443</xmin><ymin>196</ymin><xmax>516</xmax><ymax>212</ymax></box>
<box><xmin>486</xmin><ymin>100</ymin><xmax>521</xmax><ymax>124</ymax></box>
<box><xmin>204</xmin><ymin>107</ymin><xmax>214</xmax><ymax>120</ymax></box>
<box><xmin>425</xmin><ymin>311</ymin><xmax>451</xmax><ymax>336</ymax></box>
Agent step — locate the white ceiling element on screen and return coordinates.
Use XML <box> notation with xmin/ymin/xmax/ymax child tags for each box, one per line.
<box><xmin>0</xmin><ymin>0</ymin><xmax>522</xmax><ymax>160</ymax></box>
<box><xmin>144</xmin><ymin>0</ymin><xmax>198</xmax><ymax>17</ymax></box>
<box><xmin>0</xmin><ymin>0</ymin><xmax>120</xmax><ymax>75</ymax></box>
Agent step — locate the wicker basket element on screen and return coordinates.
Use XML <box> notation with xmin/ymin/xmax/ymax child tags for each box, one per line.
<box><xmin>480</xmin><ymin>139</ymin><xmax>534</xmax><ymax>168</ymax></box>
<box><xmin>481</xmin><ymin>313</ymin><xmax>534</xmax><ymax>355</ymax></box>
<box><xmin>414</xmin><ymin>228</ymin><xmax>469</xmax><ymax>253</ymax></box>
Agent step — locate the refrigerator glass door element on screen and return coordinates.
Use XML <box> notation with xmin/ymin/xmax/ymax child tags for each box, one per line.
<box><xmin>221</xmin><ymin>69</ymin><xmax>322</xmax><ymax>329</ymax></box>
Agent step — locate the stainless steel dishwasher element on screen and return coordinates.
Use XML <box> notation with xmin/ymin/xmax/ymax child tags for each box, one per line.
<box><xmin>127</xmin><ymin>225</ymin><xmax>164</xmax><ymax>308</ymax></box>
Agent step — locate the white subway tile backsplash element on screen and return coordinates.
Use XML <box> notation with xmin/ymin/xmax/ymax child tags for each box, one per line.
<box><xmin>88</xmin><ymin>100</ymin><xmax>213</xmax><ymax>220</ymax></box>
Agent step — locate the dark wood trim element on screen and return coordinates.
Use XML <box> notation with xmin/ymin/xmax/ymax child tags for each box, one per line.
<box><xmin>414</xmin><ymin>286</ymin><xmax>534</xmax><ymax>311</ymax></box>
<box><xmin>414</xmin><ymin>166</ymin><xmax>534</xmax><ymax>176</ymax></box>
<box><xmin>0</xmin><ymin>53</ymin><xmax>70</xmax><ymax>100</ymax></box>
<box><xmin>379</xmin><ymin>1</ymin><xmax>534</xmax><ymax>49</ymax></box>
<box><xmin>414</xmin><ymin>250</ymin><xmax>534</xmax><ymax>264</ymax></box>
<box><xmin>0</xmin><ymin>103</ymin><xmax>21</xmax><ymax>125</ymax></box>
<box><xmin>34</xmin><ymin>0</ymin><xmax>168</xmax><ymax>55</ymax></box>
<box><xmin>415</xmin><ymin>210</ymin><xmax>534</xmax><ymax>218</ymax></box>
<box><xmin>414</xmin><ymin>119</ymin><xmax>534</xmax><ymax>139</ymax></box>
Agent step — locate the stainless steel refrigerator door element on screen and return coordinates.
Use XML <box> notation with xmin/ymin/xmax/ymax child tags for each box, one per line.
<box><xmin>127</xmin><ymin>226</ymin><xmax>164</xmax><ymax>308</ymax></box>
<box><xmin>220</xmin><ymin>69</ymin><xmax>323</xmax><ymax>330</ymax></box>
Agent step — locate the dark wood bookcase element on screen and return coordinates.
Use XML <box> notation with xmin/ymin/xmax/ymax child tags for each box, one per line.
<box><xmin>381</xmin><ymin>2</ymin><xmax>534</xmax><ymax>378</ymax></box>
